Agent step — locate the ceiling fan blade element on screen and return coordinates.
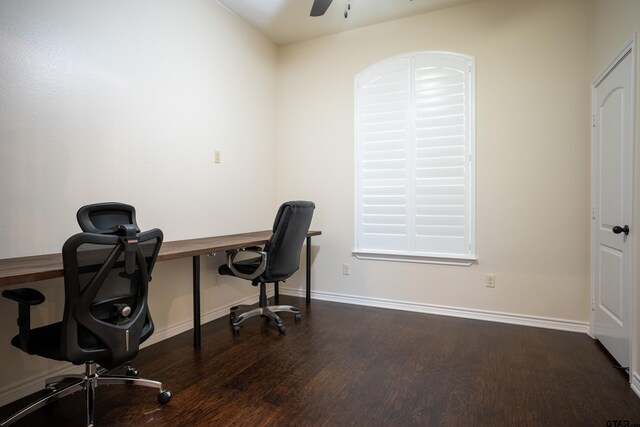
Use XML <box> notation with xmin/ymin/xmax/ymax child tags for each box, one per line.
<box><xmin>310</xmin><ymin>0</ymin><xmax>334</xmax><ymax>16</ymax></box>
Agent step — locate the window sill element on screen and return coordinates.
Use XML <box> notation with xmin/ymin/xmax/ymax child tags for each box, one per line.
<box><xmin>352</xmin><ymin>251</ymin><xmax>477</xmax><ymax>266</ymax></box>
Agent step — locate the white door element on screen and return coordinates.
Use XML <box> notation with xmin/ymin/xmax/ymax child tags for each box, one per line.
<box><xmin>592</xmin><ymin>44</ymin><xmax>635</xmax><ymax>370</ymax></box>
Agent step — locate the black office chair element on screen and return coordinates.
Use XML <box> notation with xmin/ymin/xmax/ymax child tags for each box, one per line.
<box><xmin>1</xmin><ymin>203</ymin><xmax>171</xmax><ymax>426</ymax></box>
<box><xmin>218</xmin><ymin>201</ymin><xmax>315</xmax><ymax>334</ymax></box>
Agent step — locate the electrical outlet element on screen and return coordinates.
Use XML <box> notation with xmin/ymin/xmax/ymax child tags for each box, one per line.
<box><xmin>485</xmin><ymin>274</ymin><xmax>496</xmax><ymax>288</ymax></box>
<box><xmin>342</xmin><ymin>263</ymin><xmax>351</xmax><ymax>275</ymax></box>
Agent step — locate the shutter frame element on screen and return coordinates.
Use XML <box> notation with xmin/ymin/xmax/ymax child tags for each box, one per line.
<box><xmin>355</xmin><ymin>52</ymin><xmax>476</xmax><ymax>263</ymax></box>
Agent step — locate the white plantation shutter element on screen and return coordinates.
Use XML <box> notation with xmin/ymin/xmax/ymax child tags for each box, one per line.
<box><xmin>355</xmin><ymin>52</ymin><xmax>475</xmax><ymax>263</ymax></box>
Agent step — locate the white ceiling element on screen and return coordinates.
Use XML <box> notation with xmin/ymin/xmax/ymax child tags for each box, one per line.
<box><xmin>216</xmin><ymin>0</ymin><xmax>480</xmax><ymax>46</ymax></box>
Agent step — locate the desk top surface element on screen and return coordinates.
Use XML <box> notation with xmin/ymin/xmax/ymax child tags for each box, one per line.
<box><xmin>0</xmin><ymin>230</ymin><xmax>321</xmax><ymax>287</ymax></box>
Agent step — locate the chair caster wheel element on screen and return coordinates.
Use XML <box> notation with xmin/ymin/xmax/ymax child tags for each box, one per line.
<box><xmin>158</xmin><ymin>390</ymin><xmax>172</xmax><ymax>404</ymax></box>
<box><xmin>126</xmin><ymin>368</ymin><xmax>139</xmax><ymax>377</ymax></box>
<box><xmin>232</xmin><ymin>325</ymin><xmax>240</xmax><ymax>334</ymax></box>
<box><xmin>277</xmin><ymin>325</ymin><xmax>286</xmax><ymax>335</ymax></box>
<box><xmin>229</xmin><ymin>315</ymin><xmax>236</xmax><ymax>325</ymax></box>
<box><xmin>294</xmin><ymin>313</ymin><xmax>301</xmax><ymax>322</ymax></box>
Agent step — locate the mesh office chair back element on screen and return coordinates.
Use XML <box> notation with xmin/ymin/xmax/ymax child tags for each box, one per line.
<box><xmin>61</xmin><ymin>228</ymin><xmax>162</xmax><ymax>368</ymax></box>
<box><xmin>74</xmin><ymin>202</ymin><xmax>157</xmax><ymax>360</ymax></box>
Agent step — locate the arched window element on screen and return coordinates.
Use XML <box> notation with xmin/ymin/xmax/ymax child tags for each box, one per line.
<box><xmin>354</xmin><ymin>52</ymin><xmax>476</xmax><ymax>265</ymax></box>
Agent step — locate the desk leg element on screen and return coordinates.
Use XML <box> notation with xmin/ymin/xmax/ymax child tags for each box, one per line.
<box><xmin>193</xmin><ymin>255</ymin><xmax>201</xmax><ymax>348</ymax></box>
<box><xmin>306</xmin><ymin>236</ymin><xmax>312</xmax><ymax>306</ymax></box>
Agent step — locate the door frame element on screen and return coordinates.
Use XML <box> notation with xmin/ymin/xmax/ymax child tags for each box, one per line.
<box><xmin>590</xmin><ymin>34</ymin><xmax>637</xmax><ymax>381</ymax></box>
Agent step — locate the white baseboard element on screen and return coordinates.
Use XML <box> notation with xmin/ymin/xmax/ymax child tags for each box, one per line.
<box><xmin>280</xmin><ymin>287</ymin><xmax>590</xmax><ymax>334</ymax></box>
<box><xmin>0</xmin><ymin>293</ymin><xmax>262</xmax><ymax>408</ymax></box>
<box><xmin>140</xmin><ymin>292</ymin><xmax>260</xmax><ymax>347</ymax></box>
<box><xmin>0</xmin><ymin>362</ymin><xmax>80</xmax><ymax>409</ymax></box>
<box><xmin>632</xmin><ymin>373</ymin><xmax>640</xmax><ymax>398</ymax></box>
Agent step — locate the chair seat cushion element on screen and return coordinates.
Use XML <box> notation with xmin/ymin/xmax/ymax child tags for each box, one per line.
<box><xmin>11</xmin><ymin>321</ymin><xmax>153</xmax><ymax>365</ymax></box>
<box><xmin>10</xmin><ymin>323</ymin><xmax>108</xmax><ymax>362</ymax></box>
<box><xmin>11</xmin><ymin>322</ymin><xmax>66</xmax><ymax>361</ymax></box>
<box><xmin>218</xmin><ymin>257</ymin><xmax>262</xmax><ymax>277</ymax></box>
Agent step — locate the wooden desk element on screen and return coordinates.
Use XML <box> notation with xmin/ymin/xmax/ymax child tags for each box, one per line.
<box><xmin>0</xmin><ymin>230</ymin><xmax>321</xmax><ymax>347</ymax></box>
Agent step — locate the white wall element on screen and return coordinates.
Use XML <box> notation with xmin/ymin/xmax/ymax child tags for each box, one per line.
<box><xmin>276</xmin><ymin>0</ymin><xmax>594</xmax><ymax>323</ymax></box>
<box><xmin>0</xmin><ymin>0</ymin><xmax>278</xmax><ymax>400</ymax></box>
<box><xmin>0</xmin><ymin>0</ymin><xmax>278</xmax><ymax>254</ymax></box>
<box><xmin>592</xmin><ymin>0</ymin><xmax>640</xmax><ymax>388</ymax></box>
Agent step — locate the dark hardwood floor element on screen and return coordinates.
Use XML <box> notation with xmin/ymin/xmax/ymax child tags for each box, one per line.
<box><xmin>2</xmin><ymin>296</ymin><xmax>640</xmax><ymax>426</ymax></box>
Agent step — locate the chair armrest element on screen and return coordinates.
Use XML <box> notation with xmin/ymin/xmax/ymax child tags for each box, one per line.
<box><xmin>227</xmin><ymin>249</ymin><xmax>267</xmax><ymax>281</ymax></box>
<box><xmin>2</xmin><ymin>288</ymin><xmax>45</xmax><ymax>352</ymax></box>
<box><xmin>2</xmin><ymin>288</ymin><xmax>45</xmax><ymax>305</ymax></box>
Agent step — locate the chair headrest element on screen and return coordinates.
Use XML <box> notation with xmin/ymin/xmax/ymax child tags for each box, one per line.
<box><xmin>77</xmin><ymin>202</ymin><xmax>140</xmax><ymax>236</ymax></box>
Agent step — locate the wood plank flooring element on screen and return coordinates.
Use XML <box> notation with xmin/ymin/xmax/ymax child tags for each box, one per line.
<box><xmin>2</xmin><ymin>296</ymin><xmax>640</xmax><ymax>426</ymax></box>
